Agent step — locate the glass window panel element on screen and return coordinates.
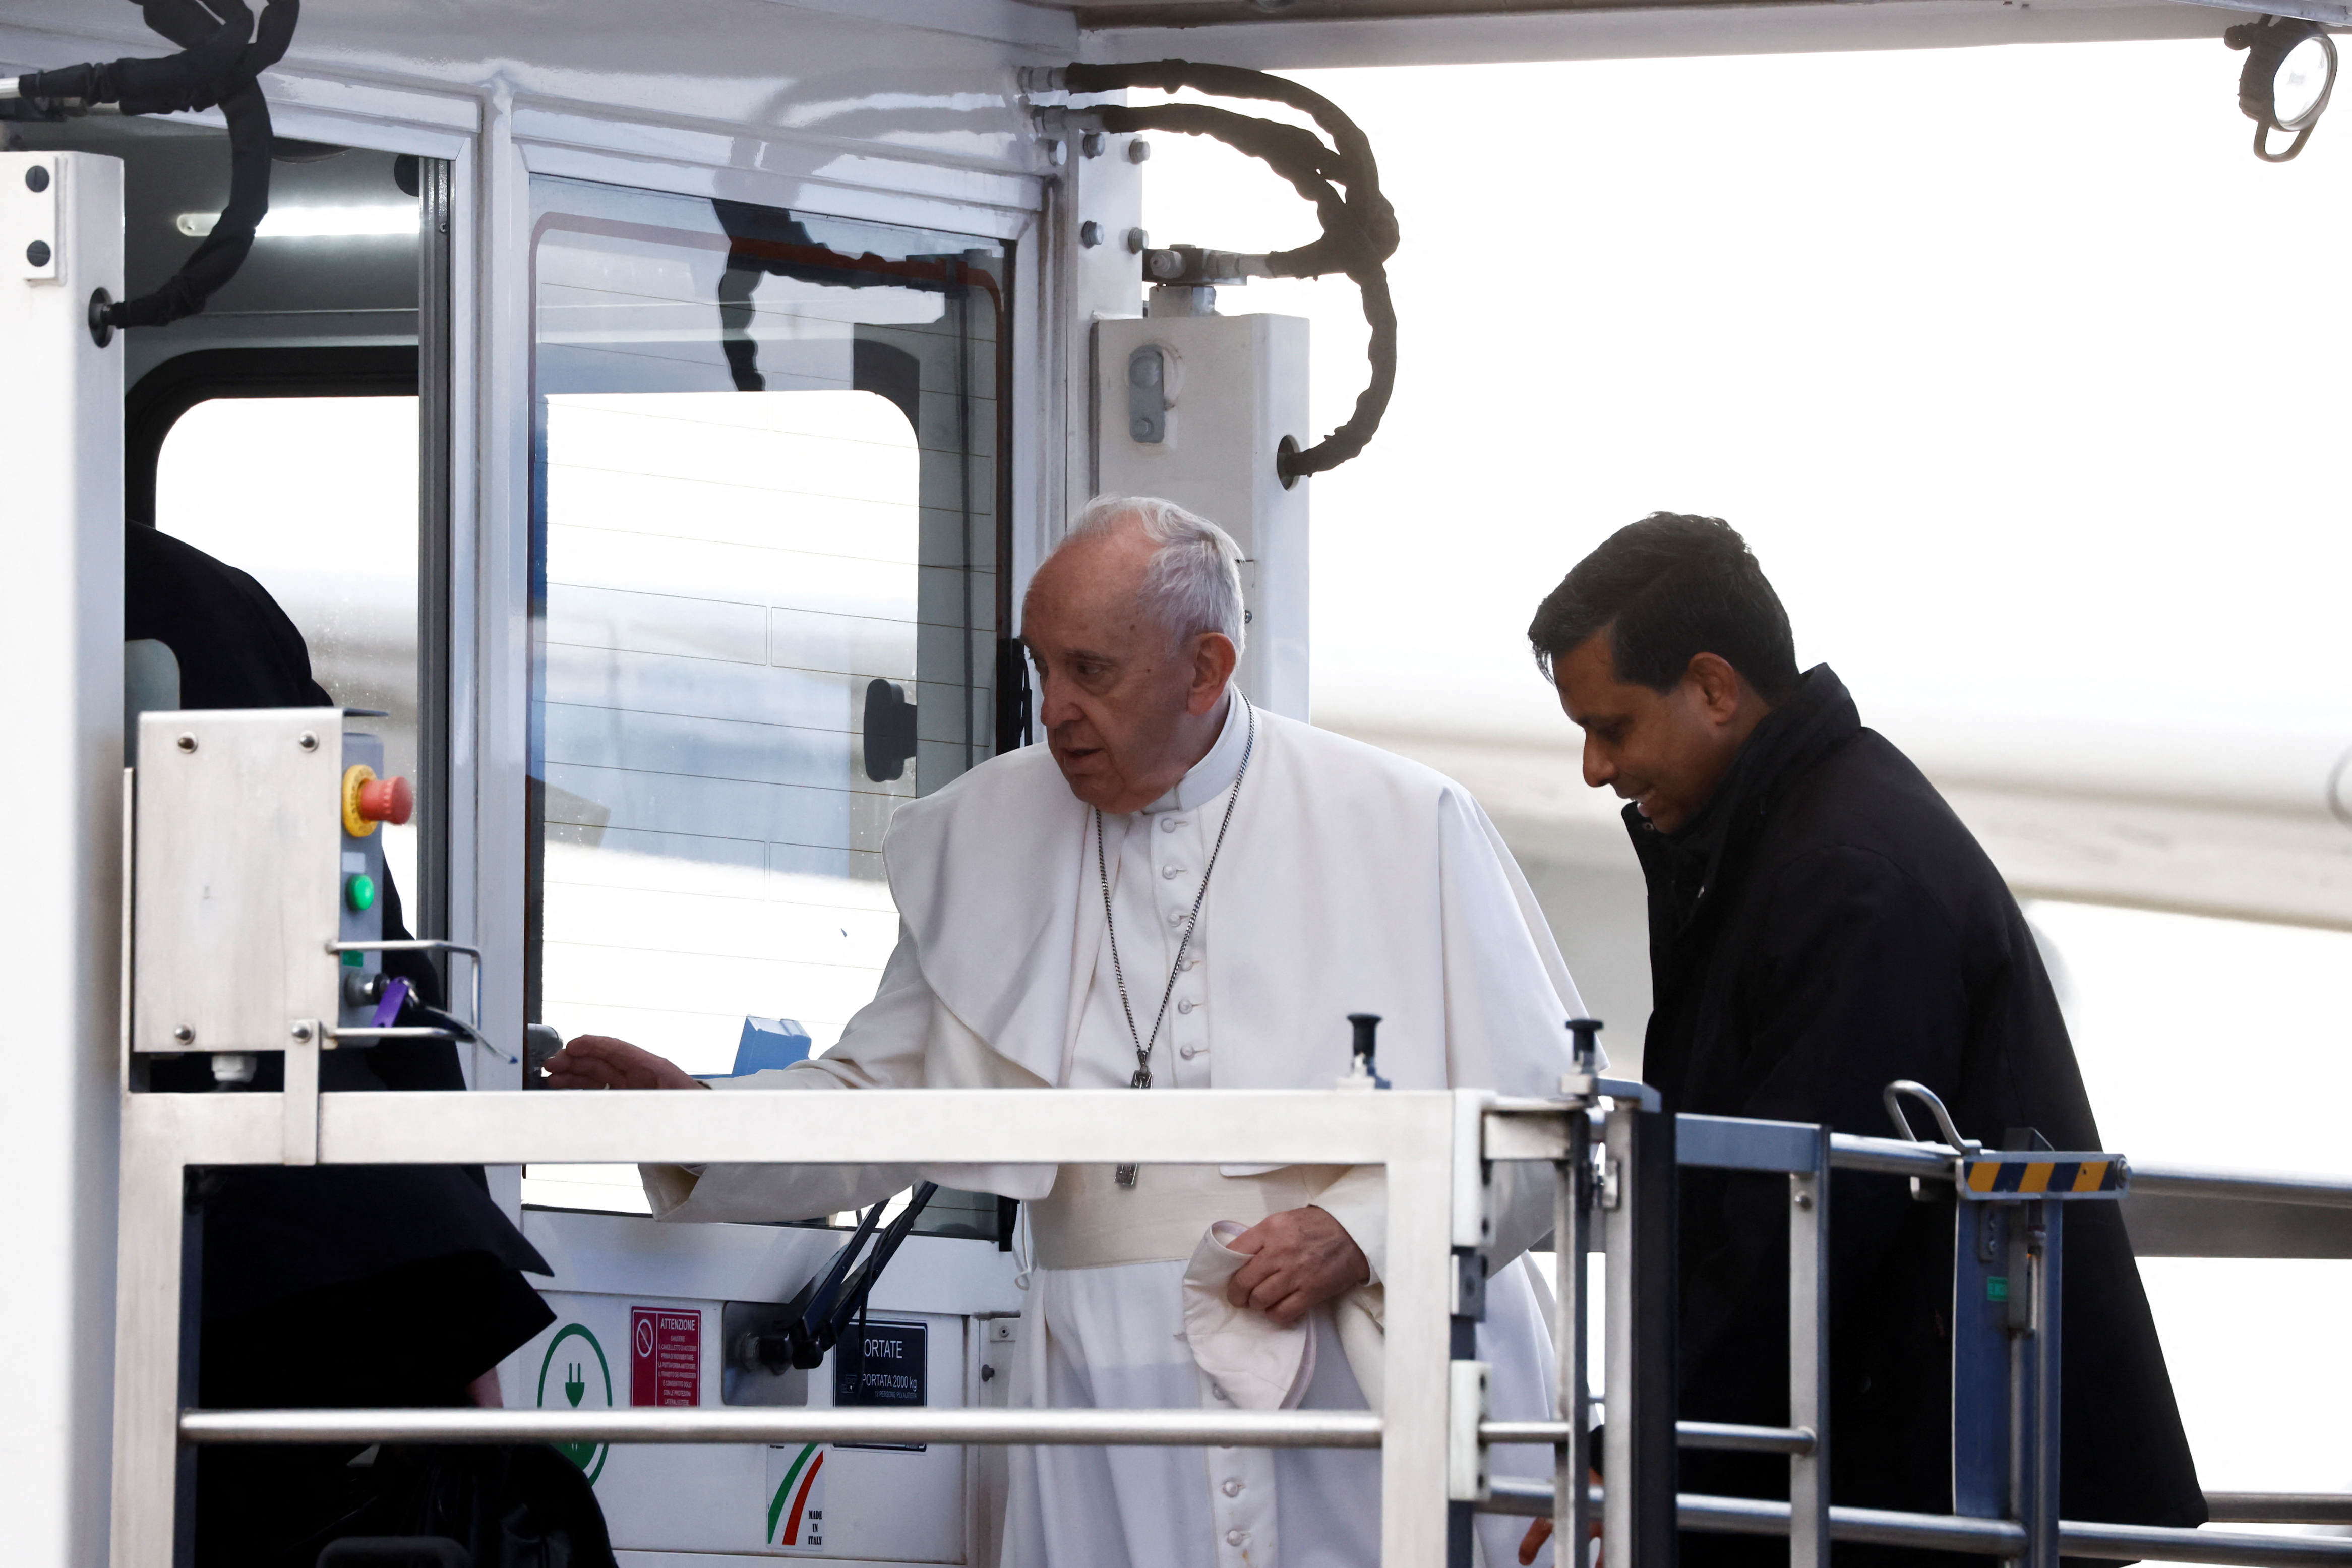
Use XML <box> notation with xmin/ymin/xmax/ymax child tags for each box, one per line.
<box><xmin>525</xmin><ymin>178</ymin><xmax>1007</xmax><ymax>1233</ymax></box>
<box><xmin>154</xmin><ymin>395</ymin><xmax>422</xmax><ymax>902</ymax></box>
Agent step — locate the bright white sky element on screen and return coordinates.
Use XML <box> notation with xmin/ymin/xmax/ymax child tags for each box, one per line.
<box><xmin>1142</xmin><ymin>40</ymin><xmax>2352</xmax><ymax>1503</ymax></box>
<box><xmin>1139</xmin><ymin>40</ymin><xmax>2352</xmax><ymax>807</ymax></box>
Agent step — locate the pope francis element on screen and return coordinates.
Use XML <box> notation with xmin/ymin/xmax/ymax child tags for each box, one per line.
<box><xmin>546</xmin><ymin>496</ymin><xmax>1588</xmax><ymax>1568</ymax></box>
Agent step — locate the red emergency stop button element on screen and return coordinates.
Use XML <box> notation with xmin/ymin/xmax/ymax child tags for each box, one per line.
<box><xmin>361</xmin><ymin>775</ymin><xmax>413</xmax><ymax>826</ymax></box>
<box><xmin>341</xmin><ymin>765</ymin><xmax>414</xmax><ymax>837</ymax></box>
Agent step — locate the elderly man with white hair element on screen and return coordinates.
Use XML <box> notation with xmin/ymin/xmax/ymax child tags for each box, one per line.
<box><xmin>547</xmin><ymin>496</ymin><xmax>1585</xmax><ymax>1568</ymax></box>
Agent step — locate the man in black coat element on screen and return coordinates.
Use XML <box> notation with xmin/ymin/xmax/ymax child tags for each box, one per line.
<box><xmin>1519</xmin><ymin>513</ymin><xmax>2202</xmax><ymax>1566</ymax></box>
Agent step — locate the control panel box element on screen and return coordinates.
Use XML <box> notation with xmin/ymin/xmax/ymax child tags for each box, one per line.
<box><xmin>131</xmin><ymin>708</ymin><xmax>402</xmax><ymax>1053</ymax></box>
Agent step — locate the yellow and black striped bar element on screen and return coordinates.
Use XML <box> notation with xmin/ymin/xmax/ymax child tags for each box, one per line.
<box><xmin>1955</xmin><ymin>1153</ymin><xmax>2130</xmax><ymax>1200</ymax></box>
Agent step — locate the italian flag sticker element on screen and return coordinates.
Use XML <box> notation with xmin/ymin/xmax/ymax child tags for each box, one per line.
<box><xmin>766</xmin><ymin>1442</ymin><xmax>828</xmax><ymax>1550</ymax></box>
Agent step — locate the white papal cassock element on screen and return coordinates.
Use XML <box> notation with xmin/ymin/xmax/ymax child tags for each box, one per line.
<box><xmin>641</xmin><ymin>692</ymin><xmax>1585</xmax><ymax>1568</ymax></box>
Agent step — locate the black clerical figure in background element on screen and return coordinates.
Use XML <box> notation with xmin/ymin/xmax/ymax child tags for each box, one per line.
<box><xmin>126</xmin><ymin>521</ymin><xmax>610</xmax><ymax>1566</ymax></box>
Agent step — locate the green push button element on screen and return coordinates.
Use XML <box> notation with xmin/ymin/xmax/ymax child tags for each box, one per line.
<box><xmin>1986</xmin><ymin>1277</ymin><xmax>2009</xmax><ymax>1302</ymax></box>
<box><xmin>344</xmin><ymin>873</ymin><xmax>377</xmax><ymax>913</ymax></box>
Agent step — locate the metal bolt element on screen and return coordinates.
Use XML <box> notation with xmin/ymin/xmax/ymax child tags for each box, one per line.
<box><xmin>289</xmin><ymin>1021</ymin><xmax>315</xmax><ymax>1043</ymax></box>
<box><xmin>1127</xmin><ymin>139</ymin><xmax>1152</xmax><ymax>164</ymax></box>
<box><xmin>1041</xmin><ymin>137</ymin><xmax>1066</xmax><ymax>167</ymax></box>
<box><xmin>174</xmin><ymin>733</ymin><xmax>197</xmax><ymax>753</ymax></box>
<box><xmin>1080</xmin><ymin>131</ymin><xmax>1105</xmax><ymax>158</ymax></box>
<box><xmin>1125</xmin><ymin>227</ymin><xmax>1150</xmax><ymax>254</ymax></box>
<box><xmin>1079</xmin><ymin>220</ymin><xmax>1104</xmax><ymax>248</ymax></box>
<box><xmin>297</xmin><ymin>731</ymin><xmax>319</xmax><ymax>752</ymax></box>
<box><xmin>1145</xmin><ymin>249</ymin><xmax>1185</xmax><ymax>281</ymax></box>
<box><xmin>1794</xmin><ymin>1190</ymin><xmax>1815</xmax><ymax>1210</ymax></box>
<box><xmin>24</xmin><ymin>165</ymin><xmax>48</xmax><ymax>192</ymax></box>
<box><xmin>171</xmin><ymin>1024</ymin><xmax>194</xmax><ymax>1044</ymax></box>
<box><xmin>26</xmin><ymin>239</ymin><xmax>50</xmax><ymax>268</ymax></box>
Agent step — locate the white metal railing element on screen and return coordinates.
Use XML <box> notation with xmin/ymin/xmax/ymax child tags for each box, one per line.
<box><xmin>111</xmin><ymin>1084</ymin><xmax>1473</xmax><ymax>1568</ymax></box>
<box><xmin>112</xmin><ymin>1074</ymin><xmax>2352</xmax><ymax>1568</ymax></box>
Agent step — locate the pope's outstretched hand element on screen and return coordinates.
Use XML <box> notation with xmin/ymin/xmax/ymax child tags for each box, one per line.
<box><xmin>544</xmin><ymin>1034</ymin><xmax>707</xmax><ymax>1091</ymax></box>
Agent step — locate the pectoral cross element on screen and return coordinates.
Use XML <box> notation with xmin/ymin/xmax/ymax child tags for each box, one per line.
<box><xmin>1116</xmin><ymin>1065</ymin><xmax>1152</xmax><ymax>1186</ymax></box>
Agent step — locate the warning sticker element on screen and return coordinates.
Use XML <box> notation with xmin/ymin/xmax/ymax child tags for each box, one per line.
<box><xmin>630</xmin><ymin>1306</ymin><xmax>701</xmax><ymax>1407</ymax></box>
<box><xmin>765</xmin><ymin>1442</ymin><xmax>829</xmax><ymax>1551</ymax></box>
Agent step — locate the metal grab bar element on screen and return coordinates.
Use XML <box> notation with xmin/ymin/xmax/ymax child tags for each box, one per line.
<box><xmin>1479</xmin><ymin>1482</ymin><xmax>2352</xmax><ymax>1566</ymax></box>
<box><xmin>180</xmin><ymin>1406</ymin><xmax>1384</xmax><ymax>1449</ymax></box>
<box><xmin>179</xmin><ymin>1410</ymin><xmax>1822</xmax><ymax>1458</ymax></box>
<box><xmin>1828</xmin><ymin>1132</ymin><xmax>1964</xmax><ymax>1178</ymax></box>
<box><xmin>1678</xmin><ymin>1422</ymin><xmax>1817</xmax><ymax>1456</ymax></box>
<box><xmin>2130</xmin><ymin>1165</ymin><xmax>2352</xmax><ymax>1209</ymax></box>
<box><xmin>1482</xmin><ymin>1420</ymin><xmax>1817</xmax><ymax>1456</ymax></box>
<box><xmin>2207</xmin><ymin>1494</ymin><xmax>2352</xmax><ymax>1525</ymax></box>
<box><xmin>1822</xmin><ymin>1130</ymin><xmax>2352</xmax><ymax>1212</ymax></box>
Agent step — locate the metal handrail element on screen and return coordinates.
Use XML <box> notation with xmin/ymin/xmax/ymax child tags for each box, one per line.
<box><xmin>1827</xmin><ymin>1132</ymin><xmax>2352</xmax><ymax>1211</ymax></box>
<box><xmin>189</xmin><ymin>1408</ymin><xmax>2352</xmax><ymax>1567</ymax></box>
<box><xmin>1481</xmin><ymin>1482</ymin><xmax>2352</xmax><ymax>1566</ymax></box>
<box><xmin>2130</xmin><ymin>1164</ymin><xmax>2352</xmax><ymax>1209</ymax></box>
<box><xmin>1484</xmin><ymin>1419</ymin><xmax>1817</xmax><ymax>1456</ymax></box>
<box><xmin>2208</xmin><ymin>1494</ymin><xmax>2352</xmax><ymax>1526</ymax></box>
<box><xmin>180</xmin><ymin>1407</ymin><xmax>1385</xmax><ymax>1449</ymax></box>
<box><xmin>1827</xmin><ymin>1132</ymin><xmax>1956</xmax><ymax>1178</ymax></box>
<box><xmin>119</xmin><ymin>1085</ymin><xmax>2352</xmax><ymax>1568</ymax></box>
<box><xmin>189</xmin><ymin>1411</ymin><xmax>1828</xmax><ymax>1459</ymax></box>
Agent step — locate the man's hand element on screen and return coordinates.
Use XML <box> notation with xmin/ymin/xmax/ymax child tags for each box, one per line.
<box><xmin>1224</xmin><ymin>1205</ymin><xmax>1370</xmax><ymax>1328</ymax></box>
<box><xmin>1516</xmin><ymin>1475</ymin><xmax>1603</xmax><ymax>1565</ymax></box>
<box><xmin>542</xmin><ymin>1034</ymin><xmax>706</xmax><ymax>1091</ymax></box>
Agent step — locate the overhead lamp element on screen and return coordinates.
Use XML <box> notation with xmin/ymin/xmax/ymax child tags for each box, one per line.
<box><xmin>2227</xmin><ymin>15</ymin><xmax>2338</xmax><ymax>162</ymax></box>
<box><xmin>175</xmin><ymin>204</ymin><xmax>416</xmax><ymax>239</ymax></box>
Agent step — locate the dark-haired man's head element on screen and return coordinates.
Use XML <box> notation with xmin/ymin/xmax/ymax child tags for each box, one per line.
<box><xmin>1529</xmin><ymin>513</ymin><xmax>1800</xmax><ymax>833</ymax></box>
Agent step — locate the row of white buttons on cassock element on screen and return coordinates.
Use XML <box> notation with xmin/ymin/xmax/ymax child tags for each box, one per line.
<box><xmin>1153</xmin><ymin>810</ymin><xmax>1212</xmax><ymax>1082</ymax></box>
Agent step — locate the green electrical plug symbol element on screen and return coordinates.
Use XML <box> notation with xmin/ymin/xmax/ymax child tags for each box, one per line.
<box><xmin>565</xmin><ymin>1361</ymin><xmax>586</xmax><ymax>1408</ymax></box>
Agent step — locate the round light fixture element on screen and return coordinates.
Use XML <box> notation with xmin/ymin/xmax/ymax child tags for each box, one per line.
<box><xmin>2228</xmin><ymin>16</ymin><xmax>2339</xmax><ymax>162</ymax></box>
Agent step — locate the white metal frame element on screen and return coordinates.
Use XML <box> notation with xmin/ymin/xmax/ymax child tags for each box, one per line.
<box><xmin>110</xmin><ymin>1085</ymin><xmax>1478</xmax><ymax>1568</ymax></box>
<box><xmin>1</xmin><ymin>144</ymin><xmax>125</xmax><ymax>1568</ymax></box>
<box><xmin>116</xmin><ymin>1082</ymin><xmax>2352</xmax><ymax>1568</ymax></box>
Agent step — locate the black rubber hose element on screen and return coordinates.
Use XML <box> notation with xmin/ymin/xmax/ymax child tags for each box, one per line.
<box><xmin>1058</xmin><ymin>61</ymin><xmax>1397</xmax><ymax>481</ymax></box>
<box><xmin>23</xmin><ymin>0</ymin><xmax>299</xmax><ymax>331</ymax></box>
<box><xmin>109</xmin><ymin>79</ymin><xmax>270</xmax><ymax>329</ymax></box>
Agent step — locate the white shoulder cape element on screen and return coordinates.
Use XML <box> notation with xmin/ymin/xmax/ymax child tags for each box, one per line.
<box><xmin>645</xmin><ymin>710</ymin><xmax>1587</xmax><ymax>1259</ymax></box>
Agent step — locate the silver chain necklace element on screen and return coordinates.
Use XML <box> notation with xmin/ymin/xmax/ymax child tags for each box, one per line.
<box><xmin>1097</xmin><ymin>695</ymin><xmax>1256</xmax><ymax>1188</ymax></box>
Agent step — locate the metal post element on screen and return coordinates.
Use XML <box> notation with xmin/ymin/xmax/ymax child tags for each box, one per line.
<box><xmin>1556</xmin><ymin>1108</ymin><xmax>1593</xmax><ymax>1564</ymax></box>
<box><xmin>1788</xmin><ymin>1127</ymin><xmax>1831</xmax><ymax>1568</ymax></box>
<box><xmin>1951</xmin><ymin>1201</ymin><xmax>2010</xmax><ymax>1522</ymax></box>
<box><xmin>2028</xmin><ymin>1202</ymin><xmax>2062</xmax><ymax>1568</ymax></box>
<box><xmin>110</xmin><ymin>1106</ymin><xmax>186</xmax><ymax>1568</ymax></box>
<box><xmin>1</xmin><ymin>147</ymin><xmax>126</xmax><ymax>1568</ymax></box>
<box><xmin>415</xmin><ymin>153</ymin><xmax>454</xmax><ymax>999</ymax></box>
<box><xmin>1386</xmin><ymin>1141</ymin><xmax>1459</xmax><ymax>1568</ymax></box>
<box><xmin>172</xmin><ymin>1201</ymin><xmax>200</xmax><ymax>1568</ymax></box>
<box><xmin>1603</xmin><ymin>1101</ymin><xmax>1678</xmax><ymax>1568</ymax></box>
<box><xmin>2005</xmin><ymin>1197</ymin><xmax>2037</xmax><ymax>1568</ymax></box>
<box><xmin>1451</xmin><ymin>1244</ymin><xmax>1488</xmax><ymax>1568</ymax></box>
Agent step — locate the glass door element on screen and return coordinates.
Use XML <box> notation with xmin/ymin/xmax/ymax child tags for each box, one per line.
<box><xmin>524</xmin><ymin>177</ymin><xmax>1008</xmax><ymax>1226</ymax></box>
